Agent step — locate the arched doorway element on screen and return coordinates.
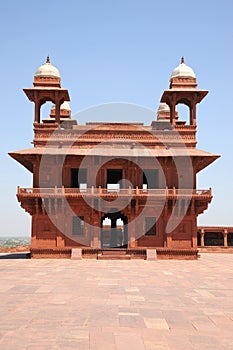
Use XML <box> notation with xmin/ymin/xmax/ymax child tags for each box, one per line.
<box><xmin>101</xmin><ymin>212</ymin><xmax>128</xmax><ymax>248</ymax></box>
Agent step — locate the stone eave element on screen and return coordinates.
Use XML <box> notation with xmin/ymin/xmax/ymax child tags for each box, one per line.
<box><xmin>23</xmin><ymin>88</ymin><xmax>70</xmax><ymax>102</ymax></box>
<box><xmin>9</xmin><ymin>147</ymin><xmax>220</xmax><ymax>173</ymax></box>
<box><xmin>161</xmin><ymin>89</ymin><xmax>208</xmax><ymax>104</ymax></box>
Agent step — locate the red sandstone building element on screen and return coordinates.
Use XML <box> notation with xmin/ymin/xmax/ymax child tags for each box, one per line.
<box><xmin>10</xmin><ymin>57</ymin><xmax>221</xmax><ymax>259</ymax></box>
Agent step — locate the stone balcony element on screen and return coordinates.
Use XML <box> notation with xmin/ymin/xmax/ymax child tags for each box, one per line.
<box><xmin>17</xmin><ymin>186</ymin><xmax>212</xmax><ymax>200</ymax></box>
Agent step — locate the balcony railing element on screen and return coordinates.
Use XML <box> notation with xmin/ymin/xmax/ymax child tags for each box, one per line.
<box><xmin>17</xmin><ymin>186</ymin><xmax>212</xmax><ymax>199</ymax></box>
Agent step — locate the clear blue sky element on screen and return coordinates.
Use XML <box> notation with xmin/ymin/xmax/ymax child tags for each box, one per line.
<box><xmin>0</xmin><ymin>0</ymin><xmax>232</xmax><ymax>236</ymax></box>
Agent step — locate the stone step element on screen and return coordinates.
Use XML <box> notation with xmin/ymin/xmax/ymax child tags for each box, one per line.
<box><xmin>102</xmin><ymin>250</ymin><xmax>127</xmax><ymax>255</ymax></box>
<box><xmin>98</xmin><ymin>254</ymin><xmax>131</xmax><ymax>260</ymax></box>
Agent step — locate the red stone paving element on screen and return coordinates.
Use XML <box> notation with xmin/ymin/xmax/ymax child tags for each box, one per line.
<box><xmin>0</xmin><ymin>253</ymin><xmax>232</xmax><ymax>349</ymax></box>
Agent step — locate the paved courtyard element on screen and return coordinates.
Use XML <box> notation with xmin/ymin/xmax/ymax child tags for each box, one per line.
<box><xmin>0</xmin><ymin>253</ymin><xmax>232</xmax><ymax>350</ymax></box>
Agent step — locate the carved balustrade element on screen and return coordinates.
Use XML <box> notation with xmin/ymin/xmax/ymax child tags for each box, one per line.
<box><xmin>17</xmin><ymin>186</ymin><xmax>212</xmax><ymax>200</ymax></box>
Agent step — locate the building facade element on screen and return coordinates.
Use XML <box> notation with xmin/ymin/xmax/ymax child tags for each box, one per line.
<box><xmin>197</xmin><ymin>227</ymin><xmax>233</xmax><ymax>248</ymax></box>
<box><xmin>9</xmin><ymin>57</ymin><xmax>219</xmax><ymax>259</ymax></box>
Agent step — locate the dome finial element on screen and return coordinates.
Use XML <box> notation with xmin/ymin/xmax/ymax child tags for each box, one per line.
<box><xmin>46</xmin><ymin>55</ymin><xmax>50</xmax><ymax>64</ymax></box>
<box><xmin>171</xmin><ymin>58</ymin><xmax>196</xmax><ymax>79</ymax></box>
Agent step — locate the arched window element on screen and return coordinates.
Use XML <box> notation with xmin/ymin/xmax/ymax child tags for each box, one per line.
<box><xmin>176</xmin><ymin>104</ymin><xmax>190</xmax><ymax>126</ymax></box>
<box><xmin>116</xmin><ymin>218</ymin><xmax>123</xmax><ymax>228</ymax></box>
<box><xmin>102</xmin><ymin>217</ymin><xmax>111</xmax><ymax>226</ymax></box>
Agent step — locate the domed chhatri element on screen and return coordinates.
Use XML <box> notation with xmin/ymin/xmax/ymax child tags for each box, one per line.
<box><xmin>45</xmin><ymin>100</ymin><xmax>77</xmax><ymax>126</ymax></box>
<box><xmin>156</xmin><ymin>102</ymin><xmax>170</xmax><ymax>120</ymax></box>
<box><xmin>171</xmin><ymin>57</ymin><xmax>196</xmax><ymax>79</ymax></box>
<box><xmin>156</xmin><ymin>102</ymin><xmax>178</xmax><ymax>121</ymax></box>
<box><xmin>35</xmin><ymin>56</ymin><xmax>60</xmax><ymax>78</ymax></box>
<box><xmin>49</xmin><ymin>101</ymin><xmax>71</xmax><ymax>119</ymax></box>
<box><xmin>33</xmin><ymin>56</ymin><xmax>61</xmax><ymax>88</ymax></box>
<box><xmin>160</xmin><ymin>57</ymin><xmax>208</xmax><ymax>126</ymax></box>
<box><xmin>24</xmin><ymin>56</ymin><xmax>70</xmax><ymax>123</ymax></box>
<box><xmin>157</xmin><ymin>102</ymin><xmax>170</xmax><ymax>113</ymax></box>
<box><xmin>51</xmin><ymin>101</ymin><xmax>71</xmax><ymax>111</ymax></box>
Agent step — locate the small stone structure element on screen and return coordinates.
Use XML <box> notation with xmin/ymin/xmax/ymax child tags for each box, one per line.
<box><xmin>146</xmin><ymin>249</ymin><xmax>157</xmax><ymax>261</ymax></box>
<box><xmin>71</xmin><ymin>248</ymin><xmax>82</xmax><ymax>260</ymax></box>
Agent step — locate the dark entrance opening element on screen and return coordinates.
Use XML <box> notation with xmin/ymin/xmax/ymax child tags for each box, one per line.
<box><xmin>145</xmin><ymin>217</ymin><xmax>156</xmax><ymax>236</ymax></box>
<box><xmin>227</xmin><ymin>232</ymin><xmax>233</xmax><ymax>246</ymax></box>
<box><xmin>107</xmin><ymin>169</ymin><xmax>123</xmax><ymax>184</ymax></box>
<box><xmin>204</xmin><ymin>232</ymin><xmax>224</xmax><ymax>246</ymax></box>
<box><xmin>101</xmin><ymin>211</ymin><xmax>128</xmax><ymax>248</ymax></box>
<box><xmin>71</xmin><ymin>168</ymin><xmax>87</xmax><ymax>188</ymax></box>
<box><xmin>143</xmin><ymin>169</ymin><xmax>159</xmax><ymax>189</ymax></box>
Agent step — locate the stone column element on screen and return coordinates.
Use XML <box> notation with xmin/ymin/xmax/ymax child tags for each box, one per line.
<box><xmin>92</xmin><ymin>216</ymin><xmax>101</xmax><ymax>248</ymax></box>
<box><xmin>223</xmin><ymin>229</ymin><xmax>228</xmax><ymax>247</ymax></box>
<box><xmin>110</xmin><ymin>218</ymin><xmax>117</xmax><ymax>247</ymax></box>
<box><xmin>201</xmin><ymin>229</ymin><xmax>205</xmax><ymax>247</ymax></box>
<box><xmin>128</xmin><ymin>216</ymin><xmax>136</xmax><ymax>248</ymax></box>
<box><xmin>56</xmin><ymin>230</ymin><xmax>65</xmax><ymax>247</ymax></box>
<box><xmin>192</xmin><ymin>219</ymin><xmax>197</xmax><ymax>248</ymax></box>
<box><xmin>190</xmin><ymin>101</ymin><xmax>197</xmax><ymax>126</ymax></box>
<box><xmin>34</xmin><ymin>100</ymin><xmax>41</xmax><ymax>123</ymax></box>
<box><xmin>56</xmin><ymin>208</ymin><xmax>65</xmax><ymax>248</ymax></box>
<box><xmin>169</xmin><ymin>101</ymin><xmax>176</xmax><ymax>126</ymax></box>
<box><xmin>55</xmin><ymin>102</ymin><xmax>61</xmax><ymax>124</ymax></box>
<box><xmin>31</xmin><ymin>215</ymin><xmax>37</xmax><ymax>248</ymax></box>
<box><xmin>33</xmin><ymin>155</ymin><xmax>40</xmax><ymax>188</ymax></box>
<box><xmin>166</xmin><ymin>234</ymin><xmax>172</xmax><ymax>248</ymax></box>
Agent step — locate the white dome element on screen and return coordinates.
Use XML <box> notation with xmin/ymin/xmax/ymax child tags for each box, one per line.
<box><xmin>157</xmin><ymin>103</ymin><xmax>170</xmax><ymax>113</ymax></box>
<box><xmin>171</xmin><ymin>58</ymin><xmax>196</xmax><ymax>79</ymax></box>
<box><xmin>35</xmin><ymin>56</ymin><xmax>60</xmax><ymax>78</ymax></box>
<box><xmin>51</xmin><ymin>101</ymin><xmax>71</xmax><ymax>111</ymax></box>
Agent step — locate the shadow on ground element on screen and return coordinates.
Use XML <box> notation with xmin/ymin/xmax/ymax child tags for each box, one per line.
<box><xmin>0</xmin><ymin>253</ymin><xmax>30</xmax><ymax>259</ymax></box>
